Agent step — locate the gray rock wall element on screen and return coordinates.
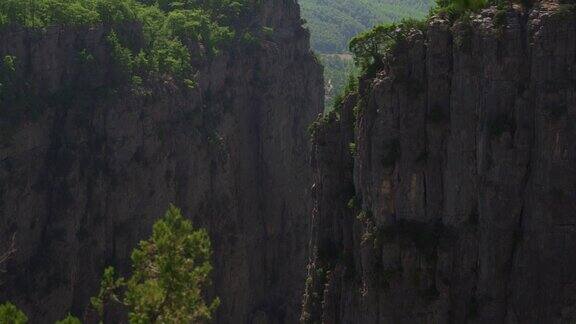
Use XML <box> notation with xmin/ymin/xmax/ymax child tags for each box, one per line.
<box><xmin>303</xmin><ymin>4</ymin><xmax>576</xmax><ymax>323</ymax></box>
<box><xmin>0</xmin><ymin>1</ymin><xmax>324</xmax><ymax>323</ymax></box>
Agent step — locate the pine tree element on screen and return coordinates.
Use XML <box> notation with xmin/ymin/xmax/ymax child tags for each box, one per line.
<box><xmin>91</xmin><ymin>204</ymin><xmax>220</xmax><ymax>323</ymax></box>
<box><xmin>0</xmin><ymin>302</ymin><xmax>27</xmax><ymax>324</ymax></box>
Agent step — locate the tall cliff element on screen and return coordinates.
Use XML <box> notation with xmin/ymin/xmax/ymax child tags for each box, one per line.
<box><xmin>303</xmin><ymin>2</ymin><xmax>576</xmax><ymax>323</ymax></box>
<box><xmin>0</xmin><ymin>1</ymin><xmax>323</xmax><ymax>323</ymax></box>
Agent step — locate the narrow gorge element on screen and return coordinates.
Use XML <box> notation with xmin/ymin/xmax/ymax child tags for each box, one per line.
<box><xmin>1</xmin><ymin>0</ymin><xmax>576</xmax><ymax>323</ymax></box>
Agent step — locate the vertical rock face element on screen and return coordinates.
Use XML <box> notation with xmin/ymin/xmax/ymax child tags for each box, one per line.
<box><xmin>0</xmin><ymin>1</ymin><xmax>323</xmax><ymax>323</ymax></box>
<box><xmin>303</xmin><ymin>3</ymin><xmax>576</xmax><ymax>323</ymax></box>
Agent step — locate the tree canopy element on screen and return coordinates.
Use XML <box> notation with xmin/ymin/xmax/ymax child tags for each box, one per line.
<box><xmin>0</xmin><ymin>0</ymin><xmax>255</xmax><ymax>83</ymax></box>
<box><xmin>91</xmin><ymin>204</ymin><xmax>220</xmax><ymax>323</ymax></box>
<box><xmin>0</xmin><ymin>205</ymin><xmax>218</xmax><ymax>324</ymax></box>
<box><xmin>0</xmin><ymin>302</ymin><xmax>27</xmax><ymax>324</ymax></box>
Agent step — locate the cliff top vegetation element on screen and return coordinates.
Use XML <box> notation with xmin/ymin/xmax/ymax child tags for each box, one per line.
<box><xmin>0</xmin><ymin>0</ymin><xmax>252</xmax><ymax>28</ymax></box>
<box><xmin>333</xmin><ymin>0</ymin><xmax>539</xmax><ymax>112</ymax></box>
<box><xmin>0</xmin><ymin>0</ymin><xmax>267</xmax><ymax>107</ymax></box>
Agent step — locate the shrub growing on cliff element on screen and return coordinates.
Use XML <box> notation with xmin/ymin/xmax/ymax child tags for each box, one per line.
<box><xmin>54</xmin><ymin>314</ymin><xmax>82</xmax><ymax>324</ymax></box>
<box><xmin>107</xmin><ymin>31</ymin><xmax>135</xmax><ymax>75</ymax></box>
<box><xmin>349</xmin><ymin>18</ymin><xmax>426</xmax><ymax>77</ymax></box>
<box><xmin>0</xmin><ymin>303</ymin><xmax>82</xmax><ymax>323</ymax></box>
<box><xmin>349</xmin><ymin>24</ymin><xmax>396</xmax><ymax>76</ymax></box>
<box><xmin>435</xmin><ymin>0</ymin><xmax>489</xmax><ymax>14</ymax></box>
<box><xmin>0</xmin><ymin>0</ymin><xmax>253</xmax><ymax>83</ymax></box>
<box><xmin>0</xmin><ymin>55</ymin><xmax>17</xmax><ymax>101</ymax></box>
<box><xmin>347</xmin><ymin>0</ymin><xmax>530</xmax><ymax>84</ymax></box>
<box><xmin>432</xmin><ymin>0</ymin><xmax>526</xmax><ymax>20</ymax></box>
<box><xmin>110</xmin><ymin>2</ymin><xmax>237</xmax><ymax>81</ymax></box>
<box><xmin>0</xmin><ymin>0</ymin><xmax>134</xmax><ymax>27</ymax></box>
<box><xmin>0</xmin><ymin>302</ymin><xmax>27</xmax><ymax>324</ymax></box>
<box><xmin>91</xmin><ymin>204</ymin><xmax>220</xmax><ymax>323</ymax></box>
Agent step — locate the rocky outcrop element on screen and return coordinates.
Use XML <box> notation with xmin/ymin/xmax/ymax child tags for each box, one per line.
<box><xmin>303</xmin><ymin>3</ymin><xmax>576</xmax><ymax>323</ymax></box>
<box><xmin>0</xmin><ymin>1</ymin><xmax>323</xmax><ymax>323</ymax></box>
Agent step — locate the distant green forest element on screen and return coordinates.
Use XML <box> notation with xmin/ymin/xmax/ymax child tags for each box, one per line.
<box><xmin>300</xmin><ymin>0</ymin><xmax>432</xmax><ymax>53</ymax></box>
<box><xmin>299</xmin><ymin>0</ymin><xmax>433</xmax><ymax>108</ymax></box>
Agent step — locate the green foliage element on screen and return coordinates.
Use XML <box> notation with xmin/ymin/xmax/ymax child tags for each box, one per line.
<box><xmin>344</xmin><ymin>0</ymin><xmax>521</xmax><ymax>81</ymax></box>
<box><xmin>300</xmin><ymin>0</ymin><xmax>433</xmax><ymax>53</ymax></box>
<box><xmin>308</xmin><ymin>110</ymin><xmax>339</xmax><ymax>140</ymax></box>
<box><xmin>92</xmin><ymin>204</ymin><xmax>220</xmax><ymax>323</ymax></box>
<box><xmin>90</xmin><ymin>267</ymin><xmax>126</xmax><ymax>319</ymax></box>
<box><xmin>183</xmin><ymin>77</ymin><xmax>197</xmax><ymax>89</ymax></box>
<box><xmin>432</xmin><ymin>0</ymin><xmax>513</xmax><ymax>20</ymax></box>
<box><xmin>240</xmin><ymin>31</ymin><xmax>258</xmax><ymax>47</ymax></box>
<box><xmin>0</xmin><ymin>0</ymin><xmax>249</xmax><ymax>28</ymax></box>
<box><xmin>349</xmin><ymin>23</ymin><xmax>392</xmax><ymax>74</ymax></box>
<box><xmin>0</xmin><ymin>0</ymin><xmax>134</xmax><ymax>27</ymax></box>
<box><xmin>327</xmin><ymin>70</ymin><xmax>359</xmax><ymax>114</ymax></box>
<box><xmin>349</xmin><ymin>19</ymin><xmax>426</xmax><ymax>76</ymax></box>
<box><xmin>348</xmin><ymin>142</ymin><xmax>357</xmax><ymax>156</ymax></box>
<box><xmin>493</xmin><ymin>7</ymin><xmax>507</xmax><ymax>36</ymax></box>
<box><xmin>0</xmin><ymin>302</ymin><xmax>27</xmax><ymax>324</ymax></box>
<box><xmin>108</xmin><ymin>3</ymin><xmax>236</xmax><ymax>81</ymax></box>
<box><xmin>1</xmin><ymin>55</ymin><xmax>16</xmax><ymax>73</ymax></box>
<box><xmin>107</xmin><ymin>31</ymin><xmax>134</xmax><ymax>74</ymax></box>
<box><xmin>347</xmin><ymin>196</ymin><xmax>358</xmax><ymax>210</ymax></box>
<box><xmin>55</xmin><ymin>314</ymin><xmax>82</xmax><ymax>324</ymax></box>
<box><xmin>262</xmin><ymin>26</ymin><xmax>274</xmax><ymax>38</ymax></box>
<box><xmin>435</xmin><ymin>0</ymin><xmax>490</xmax><ymax>14</ymax></box>
<box><xmin>322</xmin><ymin>54</ymin><xmax>358</xmax><ymax>110</ymax></box>
<box><xmin>0</xmin><ymin>303</ymin><xmax>80</xmax><ymax>323</ymax></box>
<box><xmin>77</xmin><ymin>49</ymin><xmax>95</xmax><ymax>65</ymax></box>
<box><xmin>300</xmin><ymin>0</ymin><xmax>432</xmax><ymax>107</ymax></box>
<box><xmin>0</xmin><ymin>0</ymin><xmax>253</xmax><ymax>81</ymax></box>
<box><xmin>0</xmin><ymin>13</ymin><xmax>7</xmax><ymax>26</ymax></box>
<box><xmin>0</xmin><ymin>55</ymin><xmax>18</xmax><ymax>104</ymax></box>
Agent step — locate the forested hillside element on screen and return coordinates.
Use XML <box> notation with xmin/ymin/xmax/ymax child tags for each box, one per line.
<box><xmin>300</xmin><ymin>0</ymin><xmax>432</xmax><ymax>53</ymax></box>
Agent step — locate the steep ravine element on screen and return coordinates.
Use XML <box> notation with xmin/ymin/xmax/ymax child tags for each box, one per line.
<box><xmin>303</xmin><ymin>3</ymin><xmax>576</xmax><ymax>323</ymax></box>
<box><xmin>0</xmin><ymin>1</ymin><xmax>323</xmax><ymax>323</ymax></box>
